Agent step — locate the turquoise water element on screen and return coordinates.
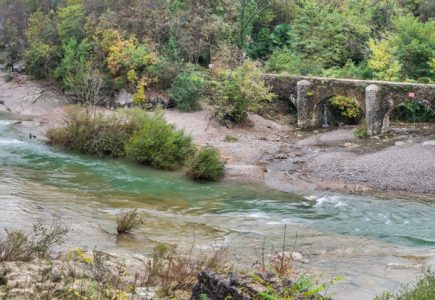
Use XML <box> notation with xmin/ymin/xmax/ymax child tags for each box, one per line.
<box><xmin>1</xmin><ymin>113</ymin><xmax>434</xmax><ymax>298</ymax></box>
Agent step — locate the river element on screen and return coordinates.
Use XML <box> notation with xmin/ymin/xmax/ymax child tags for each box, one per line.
<box><xmin>1</xmin><ymin>112</ymin><xmax>434</xmax><ymax>299</ymax></box>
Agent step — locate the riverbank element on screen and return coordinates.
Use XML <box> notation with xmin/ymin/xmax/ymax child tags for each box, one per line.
<box><xmin>1</xmin><ymin>72</ymin><xmax>434</xmax><ymax>199</ymax></box>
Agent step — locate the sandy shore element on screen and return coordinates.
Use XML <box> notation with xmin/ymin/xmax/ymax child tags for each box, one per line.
<box><xmin>2</xmin><ymin>72</ymin><xmax>434</xmax><ymax>198</ymax></box>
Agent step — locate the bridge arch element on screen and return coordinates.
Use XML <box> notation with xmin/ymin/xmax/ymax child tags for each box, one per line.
<box><xmin>265</xmin><ymin>74</ymin><xmax>435</xmax><ymax>135</ymax></box>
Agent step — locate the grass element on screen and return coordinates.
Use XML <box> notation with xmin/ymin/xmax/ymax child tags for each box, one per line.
<box><xmin>354</xmin><ymin>125</ymin><xmax>368</xmax><ymax>139</ymax></box>
<box><xmin>223</xmin><ymin>134</ymin><xmax>239</xmax><ymax>143</ymax></box>
<box><xmin>375</xmin><ymin>269</ymin><xmax>435</xmax><ymax>300</ymax></box>
<box><xmin>116</xmin><ymin>209</ymin><xmax>143</xmax><ymax>234</ymax></box>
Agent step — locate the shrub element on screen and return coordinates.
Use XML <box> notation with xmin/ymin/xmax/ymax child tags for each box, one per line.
<box><xmin>328</xmin><ymin>96</ymin><xmax>364</xmax><ymax>125</ymax></box>
<box><xmin>116</xmin><ymin>209</ymin><xmax>142</xmax><ymax>234</ymax></box>
<box><xmin>107</xmin><ymin>35</ymin><xmax>158</xmax><ymax>89</ymax></box>
<box><xmin>132</xmin><ymin>77</ymin><xmax>147</xmax><ymax>106</ymax></box>
<box><xmin>47</xmin><ymin>106</ymin><xmax>140</xmax><ymax>157</ymax></box>
<box><xmin>215</xmin><ymin>61</ymin><xmax>275</xmax><ymax>125</ymax></box>
<box><xmin>391</xmin><ymin>101</ymin><xmax>435</xmax><ymax>122</ymax></box>
<box><xmin>186</xmin><ymin>147</ymin><xmax>225</xmax><ymax>182</ymax></box>
<box><xmin>125</xmin><ymin>113</ymin><xmax>193</xmax><ymax>170</ymax></box>
<box><xmin>223</xmin><ymin>135</ymin><xmax>238</xmax><ymax>143</ymax></box>
<box><xmin>148</xmin><ymin>57</ymin><xmax>183</xmax><ymax>89</ymax></box>
<box><xmin>169</xmin><ymin>66</ymin><xmax>205</xmax><ymax>112</ymax></box>
<box><xmin>375</xmin><ymin>269</ymin><xmax>435</xmax><ymax>300</ymax></box>
<box><xmin>0</xmin><ymin>217</ymin><xmax>69</xmax><ymax>262</ymax></box>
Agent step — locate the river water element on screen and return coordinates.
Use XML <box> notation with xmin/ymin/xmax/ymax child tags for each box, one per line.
<box><xmin>1</xmin><ymin>112</ymin><xmax>435</xmax><ymax>299</ymax></box>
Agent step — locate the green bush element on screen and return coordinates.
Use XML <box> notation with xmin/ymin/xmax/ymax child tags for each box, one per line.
<box><xmin>186</xmin><ymin>147</ymin><xmax>225</xmax><ymax>182</ymax></box>
<box><xmin>328</xmin><ymin>96</ymin><xmax>364</xmax><ymax>125</ymax></box>
<box><xmin>47</xmin><ymin>106</ymin><xmax>139</xmax><ymax>157</ymax></box>
<box><xmin>126</xmin><ymin>113</ymin><xmax>193</xmax><ymax>170</ymax></box>
<box><xmin>391</xmin><ymin>101</ymin><xmax>435</xmax><ymax>122</ymax></box>
<box><xmin>215</xmin><ymin>61</ymin><xmax>275</xmax><ymax>125</ymax></box>
<box><xmin>169</xmin><ymin>65</ymin><xmax>205</xmax><ymax>112</ymax></box>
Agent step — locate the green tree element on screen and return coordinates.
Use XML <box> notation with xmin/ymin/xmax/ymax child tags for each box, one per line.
<box><xmin>55</xmin><ymin>38</ymin><xmax>92</xmax><ymax>91</ymax></box>
<box><xmin>25</xmin><ymin>10</ymin><xmax>59</xmax><ymax>78</ymax></box>
<box><xmin>368</xmin><ymin>37</ymin><xmax>402</xmax><ymax>81</ymax></box>
<box><xmin>393</xmin><ymin>15</ymin><xmax>434</xmax><ymax>81</ymax></box>
<box><xmin>57</xmin><ymin>0</ymin><xmax>85</xmax><ymax>44</ymax></box>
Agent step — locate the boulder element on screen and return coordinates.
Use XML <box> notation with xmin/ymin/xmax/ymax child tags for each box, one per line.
<box><xmin>115</xmin><ymin>89</ymin><xmax>133</xmax><ymax>107</ymax></box>
<box><xmin>12</xmin><ymin>62</ymin><xmax>26</xmax><ymax>73</ymax></box>
<box><xmin>422</xmin><ymin>140</ymin><xmax>435</xmax><ymax>147</ymax></box>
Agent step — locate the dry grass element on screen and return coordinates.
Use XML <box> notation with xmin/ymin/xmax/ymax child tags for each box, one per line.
<box><xmin>0</xmin><ymin>216</ymin><xmax>70</xmax><ymax>262</ymax></box>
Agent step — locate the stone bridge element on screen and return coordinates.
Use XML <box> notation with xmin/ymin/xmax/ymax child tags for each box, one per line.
<box><xmin>264</xmin><ymin>75</ymin><xmax>435</xmax><ymax>135</ymax></box>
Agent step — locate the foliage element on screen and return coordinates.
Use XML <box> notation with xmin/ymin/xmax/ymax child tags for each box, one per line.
<box><xmin>132</xmin><ymin>76</ymin><xmax>147</xmax><ymax>106</ymax></box>
<box><xmin>125</xmin><ymin>113</ymin><xmax>193</xmax><ymax>170</ymax></box>
<box><xmin>368</xmin><ymin>16</ymin><xmax>434</xmax><ymax>82</ymax></box>
<box><xmin>169</xmin><ymin>65</ymin><xmax>205</xmax><ymax>112</ymax></box>
<box><xmin>47</xmin><ymin>106</ymin><xmax>140</xmax><ymax>158</ymax></box>
<box><xmin>354</xmin><ymin>126</ymin><xmax>368</xmax><ymax>139</ymax></box>
<box><xmin>0</xmin><ymin>217</ymin><xmax>69</xmax><ymax>262</ymax></box>
<box><xmin>25</xmin><ymin>10</ymin><xmax>59</xmax><ymax>78</ymax></box>
<box><xmin>392</xmin><ymin>16</ymin><xmax>434</xmax><ymax>81</ymax></box>
<box><xmin>391</xmin><ymin>101</ymin><xmax>435</xmax><ymax>122</ymax></box>
<box><xmin>224</xmin><ymin>135</ymin><xmax>239</xmax><ymax>143</ymax></box>
<box><xmin>289</xmin><ymin>0</ymin><xmax>369</xmax><ymax>72</ymax></box>
<box><xmin>375</xmin><ymin>269</ymin><xmax>435</xmax><ymax>300</ymax></box>
<box><xmin>146</xmin><ymin>242</ymin><xmax>228</xmax><ymax>298</ymax></box>
<box><xmin>215</xmin><ymin>61</ymin><xmax>275</xmax><ymax>124</ymax></box>
<box><xmin>267</xmin><ymin>48</ymin><xmax>303</xmax><ymax>74</ymax></box>
<box><xmin>368</xmin><ymin>37</ymin><xmax>402</xmax><ymax>81</ymax></box>
<box><xmin>107</xmin><ymin>35</ymin><xmax>158</xmax><ymax>80</ymax></box>
<box><xmin>55</xmin><ymin>38</ymin><xmax>91</xmax><ymax>88</ymax></box>
<box><xmin>25</xmin><ymin>41</ymin><xmax>58</xmax><ymax>79</ymax></box>
<box><xmin>116</xmin><ymin>209</ymin><xmax>143</xmax><ymax>234</ymax></box>
<box><xmin>57</xmin><ymin>1</ymin><xmax>85</xmax><ymax>44</ymax></box>
<box><xmin>186</xmin><ymin>147</ymin><xmax>225</xmax><ymax>182</ymax></box>
<box><xmin>328</xmin><ymin>96</ymin><xmax>364</xmax><ymax>125</ymax></box>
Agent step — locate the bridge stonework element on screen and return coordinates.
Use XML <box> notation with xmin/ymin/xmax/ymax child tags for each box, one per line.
<box><xmin>264</xmin><ymin>75</ymin><xmax>435</xmax><ymax>135</ymax></box>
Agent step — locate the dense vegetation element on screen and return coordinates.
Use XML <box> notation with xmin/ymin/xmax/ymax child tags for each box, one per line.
<box><xmin>0</xmin><ymin>0</ymin><xmax>433</xmax><ymax>91</ymax></box>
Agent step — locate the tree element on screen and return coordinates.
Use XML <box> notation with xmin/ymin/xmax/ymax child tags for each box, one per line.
<box><xmin>368</xmin><ymin>37</ymin><xmax>401</xmax><ymax>81</ymax></box>
<box><xmin>25</xmin><ymin>10</ymin><xmax>59</xmax><ymax>78</ymax></box>
<box><xmin>57</xmin><ymin>0</ymin><xmax>85</xmax><ymax>44</ymax></box>
<box><xmin>237</xmin><ymin>0</ymin><xmax>270</xmax><ymax>49</ymax></box>
<box><xmin>392</xmin><ymin>15</ymin><xmax>434</xmax><ymax>81</ymax></box>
